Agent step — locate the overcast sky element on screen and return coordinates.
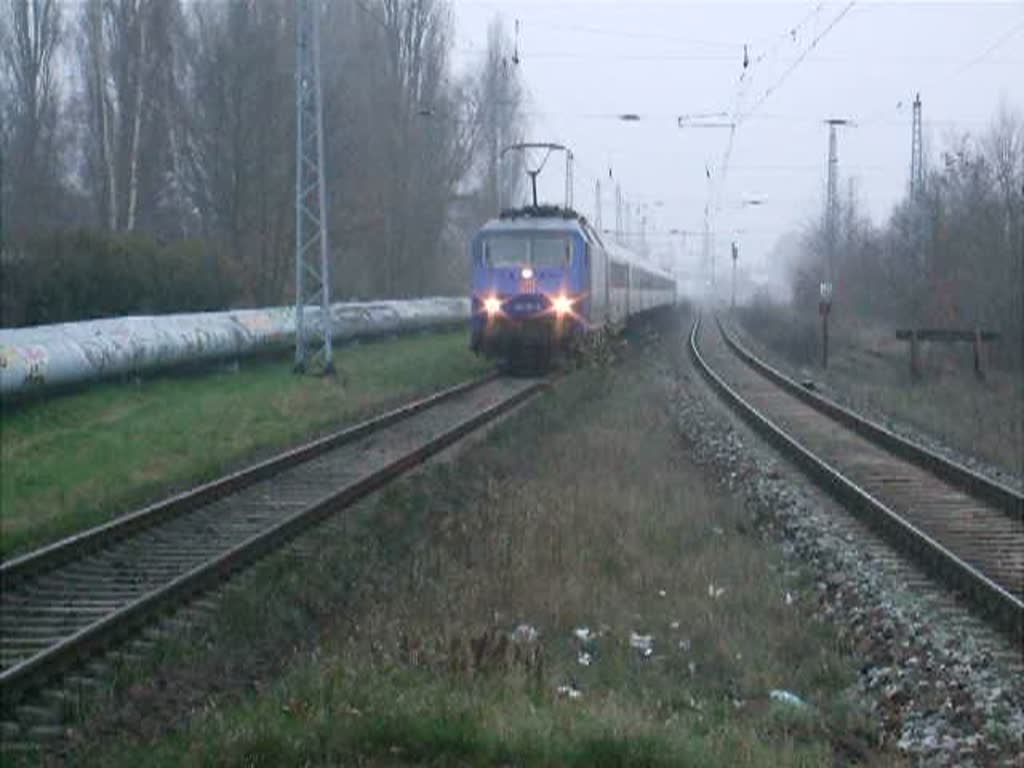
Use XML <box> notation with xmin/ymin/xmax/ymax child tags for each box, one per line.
<box><xmin>451</xmin><ymin>0</ymin><xmax>1024</xmax><ymax>286</ymax></box>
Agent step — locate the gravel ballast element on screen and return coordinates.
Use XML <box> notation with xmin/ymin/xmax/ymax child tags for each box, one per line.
<box><xmin>665</xmin><ymin>335</ymin><xmax>1024</xmax><ymax>767</ymax></box>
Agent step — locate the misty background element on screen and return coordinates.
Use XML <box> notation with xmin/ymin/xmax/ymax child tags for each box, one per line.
<box><xmin>1</xmin><ymin>0</ymin><xmax>1021</xmax><ymax>362</ymax></box>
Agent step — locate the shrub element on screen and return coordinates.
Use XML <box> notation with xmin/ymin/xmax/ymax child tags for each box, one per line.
<box><xmin>737</xmin><ymin>294</ymin><xmax>820</xmax><ymax>367</ymax></box>
<box><xmin>1</xmin><ymin>230</ymin><xmax>245</xmax><ymax>327</ymax></box>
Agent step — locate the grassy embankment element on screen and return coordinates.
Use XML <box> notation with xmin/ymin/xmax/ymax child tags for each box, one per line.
<box><xmin>0</xmin><ymin>331</ymin><xmax>490</xmax><ymax>557</ymax></box>
<box><xmin>733</xmin><ymin>304</ymin><xmax>1022</xmax><ymax>479</ymax></box>
<box><xmin>69</xmin><ymin>318</ymin><xmax>889</xmax><ymax>767</ymax></box>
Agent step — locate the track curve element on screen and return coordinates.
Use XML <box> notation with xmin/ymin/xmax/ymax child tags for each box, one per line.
<box><xmin>689</xmin><ymin>315</ymin><xmax>1023</xmax><ymax>643</ymax></box>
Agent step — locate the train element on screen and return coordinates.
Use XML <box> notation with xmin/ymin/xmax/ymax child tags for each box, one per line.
<box><xmin>469</xmin><ymin>205</ymin><xmax>677</xmax><ymax>367</ymax></box>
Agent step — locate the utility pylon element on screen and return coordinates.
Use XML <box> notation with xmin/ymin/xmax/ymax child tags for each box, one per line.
<box><xmin>821</xmin><ymin>118</ymin><xmax>849</xmax><ymax>369</ymax></box>
<box><xmin>730</xmin><ymin>240</ymin><xmax>739</xmax><ymax>310</ymax></box>
<box><xmin>824</xmin><ymin>119</ymin><xmax>850</xmax><ymax>289</ymax></box>
<box><xmin>564</xmin><ymin>149</ymin><xmax>574</xmax><ymax>210</ymax></box>
<box><xmin>703</xmin><ymin>205</ymin><xmax>712</xmax><ymax>293</ymax></box>
<box><xmin>910</xmin><ymin>93</ymin><xmax>924</xmax><ymax>201</ymax></box>
<box><xmin>615</xmin><ymin>183</ymin><xmax>623</xmax><ymax>241</ymax></box>
<box><xmin>294</xmin><ymin>0</ymin><xmax>333</xmax><ymax>374</ymax></box>
<box><xmin>908</xmin><ymin>93</ymin><xmax>928</xmax><ymax>317</ymax></box>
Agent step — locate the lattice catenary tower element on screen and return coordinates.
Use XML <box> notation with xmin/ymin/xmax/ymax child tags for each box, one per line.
<box><xmin>615</xmin><ymin>183</ymin><xmax>623</xmax><ymax>241</ymax></box>
<box><xmin>910</xmin><ymin>93</ymin><xmax>924</xmax><ymax>201</ymax></box>
<box><xmin>824</xmin><ymin>119</ymin><xmax>850</xmax><ymax>286</ymax></box>
<box><xmin>294</xmin><ymin>0</ymin><xmax>333</xmax><ymax>373</ymax></box>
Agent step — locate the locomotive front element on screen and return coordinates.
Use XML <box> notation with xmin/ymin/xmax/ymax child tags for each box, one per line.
<box><xmin>470</xmin><ymin>219</ymin><xmax>587</xmax><ymax>366</ymax></box>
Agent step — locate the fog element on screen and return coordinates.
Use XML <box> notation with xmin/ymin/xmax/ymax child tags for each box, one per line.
<box><xmin>2</xmin><ymin>0</ymin><xmax>1020</xmax><ymax>325</ymax></box>
<box><xmin>452</xmin><ymin>1</ymin><xmax>1024</xmax><ymax>290</ymax></box>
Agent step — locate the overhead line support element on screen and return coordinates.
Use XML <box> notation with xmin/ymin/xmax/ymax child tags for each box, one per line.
<box><xmin>294</xmin><ymin>0</ymin><xmax>334</xmax><ymax>374</ymax></box>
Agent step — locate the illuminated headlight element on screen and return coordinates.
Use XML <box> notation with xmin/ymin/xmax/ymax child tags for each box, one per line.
<box><xmin>552</xmin><ymin>294</ymin><xmax>573</xmax><ymax>315</ymax></box>
<box><xmin>483</xmin><ymin>296</ymin><xmax>502</xmax><ymax>315</ymax></box>
<box><xmin>521</xmin><ymin>267</ymin><xmax>534</xmax><ymax>279</ymax></box>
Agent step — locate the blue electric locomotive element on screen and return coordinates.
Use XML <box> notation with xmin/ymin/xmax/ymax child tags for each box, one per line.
<box><xmin>470</xmin><ymin>205</ymin><xmax>676</xmax><ymax>366</ymax></box>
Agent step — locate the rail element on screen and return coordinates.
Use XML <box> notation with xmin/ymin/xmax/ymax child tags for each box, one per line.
<box><xmin>689</xmin><ymin>315</ymin><xmax>1023</xmax><ymax>643</ymax></box>
<box><xmin>717</xmin><ymin>317</ymin><xmax>1021</xmax><ymax>521</ymax></box>
<box><xmin>1</xmin><ymin>372</ymin><xmax>544</xmax><ymax>707</ymax></box>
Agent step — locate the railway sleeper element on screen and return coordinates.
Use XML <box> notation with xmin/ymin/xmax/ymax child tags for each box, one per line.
<box><xmin>0</xmin><ymin>719</ymin><xmax>24</xmax><ymax>739</ymax></box>
<box><xmin>0</xmin><ymin>604</ymin><xmax>119</xmax><ymax>617</ymax></box>
<box><xmin>23</xmin><ymin>578</ymin><xmax>152</xmax><ymax>593</ymax></box>
<box><xmin>14</xmin><ymin>703</ymin><xmax>62</xmax><ymax>726</ymax></box>
<box><xmin>44</xmin><ymin>567</ymin><xmax>195</xmax><ymax>582</ymax></box>
<box><xmin>0</xmin><ymin>626</ymin><xmax>76</xmax><ymax>647</ymax></box>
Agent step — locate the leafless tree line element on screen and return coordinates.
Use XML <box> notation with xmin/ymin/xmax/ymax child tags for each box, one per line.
<box><xmin>788</xmin><ymin>106</ymin><xmax>1023</xmax><ymax>365</ymax></box>
<box><xmin>0</xmin><ymin>0</ymin><xmax>526</xmax><ymax>322</ymax></box>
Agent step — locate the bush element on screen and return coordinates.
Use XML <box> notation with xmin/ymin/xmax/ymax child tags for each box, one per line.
<box><xmin>1</xmin><ymin>230</ymin><xmax>244</xmax><ymax>327</ymax></box>
<box><xmin>737</xmin><ymin>294</ymin><xmax>820</xmax><ymax>367</ymax></box>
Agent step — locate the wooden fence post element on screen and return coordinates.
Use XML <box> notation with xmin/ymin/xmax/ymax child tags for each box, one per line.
<box><xmin>910</xmin><ymin>329</ymin><xmax>920</xmax><ymax>381</ymax></box>
<box><xmin>973</xmin><ymin>328</ymin><xmax>984</xmax><ymax>380</ymax></box>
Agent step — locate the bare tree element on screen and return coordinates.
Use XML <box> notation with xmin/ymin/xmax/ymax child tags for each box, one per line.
<box><xmin>77</xmin><ymin>0</ymin><xmax>182</xmax><ymax>233</ymax></box>
<box><xmin>474</xmin><ymin>17</ymin><xmax>525</xmax><ymax>215</ymax></box>
<box><xmin>177</xmin><ymin>0</ymin><xmax>294</xmax><ymax>302</ymax></box>
<box><xmin>3</xmin><ymin>0</ymin><xmax>531</xmax><ymax>319</ymax></box>
<box><xmin>788</xmin><ymin>108</ymin><xmax>1023</xmax><ymax>368</ymax></box>
<box><xmin>1</xmin><ymin>0</ymin><xmax>64</xmax><ymax>236</ymax></box>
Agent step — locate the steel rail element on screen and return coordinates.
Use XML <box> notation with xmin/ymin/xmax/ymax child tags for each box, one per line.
<box><xmin>1</xmin><ymin>372</ymin><xmax>499</xmax><ymax>584</ymax></box>
<box><xmin>689</xmin><ymin>316</ymin><xmax>1023</xmax><ymax>642</ymax></box>
<box><xmin>1</xmin><ymin>372</ymin><xmax>546</xmax><ymax>706</ymax></box>
<box><xmin>715</xmin><ymin>316</ymin><xmax>1023</xmax><ymax>522</ymax></box>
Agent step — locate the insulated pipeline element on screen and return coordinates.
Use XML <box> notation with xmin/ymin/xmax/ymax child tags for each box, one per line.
<box><xmin>0</xmin><ymin>298</ymin><xmax>470</xmax><ymax>398</ymax></box>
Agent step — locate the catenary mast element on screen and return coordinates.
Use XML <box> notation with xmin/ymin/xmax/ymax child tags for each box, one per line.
<box><xmin>294</xmin><ymin>0</ymin><xmax>333</xmax><ymax>373</ymax></box>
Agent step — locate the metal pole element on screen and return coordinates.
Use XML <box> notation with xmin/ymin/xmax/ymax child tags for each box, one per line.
<box><xmin>294</xmin><ymin>0</ymin><xmax>333</xmax><ymax>373</ymax></box>
<box><xmin>615</xmin><ymin>183</ymin><xmax>623</xmax><ymax>241</ymax></box>
<box><xmin>312</xmin><ymin>4</ymin><xmax>333</xmax><ymax>372</ymax></box>
<box><xmin>826</xmin><ymin>122</ymin><xmax>839</xmax><ymax>289</ymax></box>
<box><xmin>910</xmin><ymin>93</ymin><xmax>923</xmax><ymax>201</ymax></box>
<box><xmin>565</xmin><ymin>150</ymin><xmax>574</xmax><ymax>210</ymax></box>
<box><xmin>0</xmin><ymin>118</ymin><xmax>5</xmax><ymax>248</ymax></box>
<box><xmin>822</xmin><ymin>311</ymin><xmax>829</xmax><ymax>368</ymax></box>
<box><xmin>822</xmin><ymin>118</ymin><xmax>848</xmax><ymax>370</ymax></box>
<box><xmin>492</xmin><ymin>82</ymin><xmax>499</xmax><ymax>212</ymax></box>
<box><xmin>703</xmin><ymin>206</ymin><xmax>711</xmax><ymax>294</ymax></box>
<box><xmin>910</xmin><ymin>93</ymin><xmax>925</xmax><ymax>320</ymax></box>
<box><xmin>294</xmin><ymin>3</ymin><xmax>306</xmax><ymax>371</ymax></box>
<box><xmin>731</xmin><ymin>240</ymin><xmax>738</xmax><ymax>310</ymax></box>
<box><xmin>594</xmin><ymin>179</ymin><xmax>602</xmax><ymax>231</ymax></box>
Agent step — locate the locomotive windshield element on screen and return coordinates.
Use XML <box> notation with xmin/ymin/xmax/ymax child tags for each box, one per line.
<box><xmin>482</xmin><ymin>235</ymin><xmax>571</xmax><ymax>269</ymax></box>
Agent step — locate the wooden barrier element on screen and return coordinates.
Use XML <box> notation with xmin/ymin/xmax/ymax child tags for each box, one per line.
<box><xmin>894</xmin><ymin>328</ymin><xmax>1000</xmax><ymax>380</ymax></box>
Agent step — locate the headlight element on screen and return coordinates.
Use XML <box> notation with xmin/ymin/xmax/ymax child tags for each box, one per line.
<box><xmin>552</xmin><ymin>294</ymin><xmax>573</xmax><ymax>315</ymax></box>
<box><xmin>483</xmin><ymin>296</ymin><xmax>502</xmax><ymax>315</ymax></box>
<box><xmin>521</xmin><ymin>267</ymin><xmax>534</xmax><ymax>279</ymax></box>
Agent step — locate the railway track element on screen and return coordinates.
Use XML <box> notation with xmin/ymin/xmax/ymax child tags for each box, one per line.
<box><xmin>0</xmin><ymin>373</ymin><xmax>546</xmax><ymax>718</ymax></box>
<box><xmin>690</xmin><ymin>315</ymin><xmax>1023</xmax><ymax>642</ymax></box>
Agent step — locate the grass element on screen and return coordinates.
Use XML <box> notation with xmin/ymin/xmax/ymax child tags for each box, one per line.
<box><xmin>56</xmin><ymin>315</ymin><xmax>894</xmax><ymax>767</ymax></box>
<box><xmin>733</xmin><ymin>304</ymin><xmax>1023</xmax><ymax>479</ymax></box>
<box><xmin>0</xmin><ymin>330</ymin><xmax>489</xmax><ymax>557</ymax></box>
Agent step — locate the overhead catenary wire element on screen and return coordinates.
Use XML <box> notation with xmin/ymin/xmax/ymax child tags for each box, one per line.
<box><xmin>474</xmin><ymin>1</ymin><xmax>1015</xmax><ymax>274</ymax></box>
<box><xmin>950</xmin><ymin>16</ymin><xmax>1024</xmax><ymax>77</ymax></box>
<box><xmin>350</xmin><ymin>0</ymin><xmax>390</xmax><ymax>31</ymax></box>
<box><xmin>738</xmin><ymin>1</ymin><xmax>858</xmax><ymax>125</ymax></box>
<box><xmin>858</xmin><ymin>12</ymin><xmax>1024</xmax><ymax>128</ymax></box>
<box><xmin>697</xmin><ymin>1</ymin><xmax>857</xmax><ymax>290</ymax></box>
